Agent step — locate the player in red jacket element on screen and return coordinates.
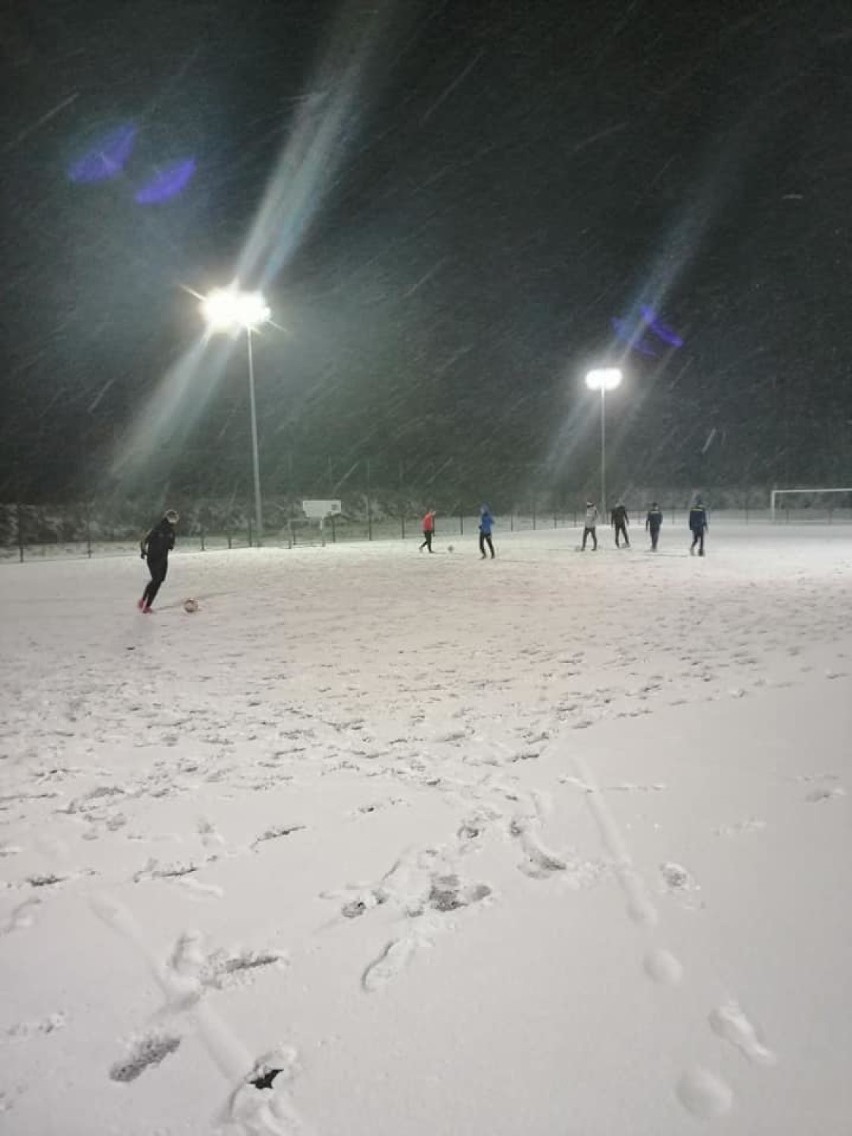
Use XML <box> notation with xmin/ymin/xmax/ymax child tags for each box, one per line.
<box><xmin>419</xmin><ymin>509</ymin><xmax>436</xmax><ymax>553</ymax></box>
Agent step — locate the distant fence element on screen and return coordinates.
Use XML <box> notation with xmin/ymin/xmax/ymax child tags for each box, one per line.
<box><xmin>2</xmin><ymin>492</ymin><xmax>850</xmax><ymax>563</ymax></box>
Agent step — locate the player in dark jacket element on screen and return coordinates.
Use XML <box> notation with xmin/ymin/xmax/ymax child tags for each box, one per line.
<box><xmin>138</xmin><ymin>510</ymin><xmax>179</xmax><ymax>612</ymax></box>
<box><xmin>689</xmin><ymin>498</ymin><xmax>708</xmax><ymax>556</ymax></box>
<box><xmin>611</xmin><ymin>501</ymin><xmax>630</xmax><ymax>547</ymax></box>
<box><xmin>646</xmin><ymin>503</ymin><xmax>663</xmax><ymax>551</ymax></box>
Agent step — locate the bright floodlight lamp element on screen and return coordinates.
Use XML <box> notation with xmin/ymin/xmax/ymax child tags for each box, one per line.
<box><xmin>200</xmin><ymin>286</ymin><xmax>272</xmax><ymax>545</ymax></box>
<box><xmin>585</xmin><ymin>367</ymin><xmax>623</xmax><ymax>516</ymax></box>
<box><xmin>585</xmin><ymin>367</ymin><xmax>622</xmax><ymax>392</ymax></box>
<box><xmin>200</xmin><ymin>287</ymin><xmax>270</xmax><ymax>334</ymax></box>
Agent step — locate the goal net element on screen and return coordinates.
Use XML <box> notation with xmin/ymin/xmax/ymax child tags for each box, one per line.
<box><xmin>770</xmin><ymin>488</ymin><xmax>852</xmax><ymax>523</ymax></box>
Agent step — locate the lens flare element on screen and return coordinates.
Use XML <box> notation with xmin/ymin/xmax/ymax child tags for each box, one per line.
<box><xmin>134</xmin><ymin>158</ymin><xmax>197</xmax><ymax>204</ymax></box>
<box><xmin>68</xmin><ymin>124</ymin><xmax>137</xmax><ymax>183</ymax></box>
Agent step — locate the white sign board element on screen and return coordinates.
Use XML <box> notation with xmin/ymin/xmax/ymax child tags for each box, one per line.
<box><xmin>301</xmin><ymin>499</ymin><xmax>342</xmax><ymax>520</ymax></box>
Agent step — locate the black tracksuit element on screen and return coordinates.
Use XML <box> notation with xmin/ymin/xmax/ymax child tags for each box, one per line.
<box><xmin>689</xmin><ymin>505</ymin><xmax>708</xmax><ymax>555</ymax></box>
<box><xmin>140</xmin><ymin>518</ymin><xmax>176</xmax><ymax>608</ymax></box>
<box><xmin>646</xmin><ymin>507</ymin><xmax>662</xmax><ymax>550</ymax></box>
<box><xmin>611</xmin><ymin>504</ymin><xmax>630</xmax><ymax>547</ymax></box>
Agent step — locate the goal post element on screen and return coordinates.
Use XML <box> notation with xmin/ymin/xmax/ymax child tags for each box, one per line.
<box><xmin>770</xmin><ymin>488</ymin><xmax>852</xmax><ymax>522</ymax></box>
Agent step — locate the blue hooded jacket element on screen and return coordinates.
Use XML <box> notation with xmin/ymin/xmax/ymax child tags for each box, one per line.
<box><xmin>479</xmin><ymin>506</ymin><xmax>494</xmax><ymax>536</ymax></box>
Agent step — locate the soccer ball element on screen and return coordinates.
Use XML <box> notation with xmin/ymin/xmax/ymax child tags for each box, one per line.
<box><xmin>447</xmin><ymin>544</ymin><xmax>454</xmax><ymax>553</ymax></box>
<box><xmin>183</xmin><ymin>598</ymin><xmax>199</xmax><ymax>614</ymax></box>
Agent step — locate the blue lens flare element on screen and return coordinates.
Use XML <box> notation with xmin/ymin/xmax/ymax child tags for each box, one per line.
<box><xmin>611</xmin><ymin>317</ymin><xmax>659</xmax><ymax>357</ymax></box>
<box><xmin>640</xmin><ymin>305</ymin><xmax>684</xmax><ymax>348</ymax></box>
<box><xmin>68</xmin><ymin>124</ymin><xmax>137</xmax><ymax>183</ymax></box>
<box><xmin>612</xmin><ymin>307</ymin><xmax>684</xmax><ymax>357</ymax></box>
<box><xmin>134</xmin><ymin>158</ymin><xmax>197</xmax><ymax>204</ymax></box>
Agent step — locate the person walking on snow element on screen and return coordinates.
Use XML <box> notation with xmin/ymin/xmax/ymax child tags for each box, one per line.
<box><xmin>581</xmin><ymin>501</ymin><xmax>598</xmax><ymax>550</ymax></box>
<box><xmin>689</xmin><ymin>497</ymin><xmax>708</xmax><ymax>556</ymax></box>
<box><xmin>138</xmin><ymin>510</ymin><xmax>179</xmax><ymax>612</ymax></box>
<box><xmin>478</xmin><ymin>504</ymin><xmax>495</xmax><ymax>559</ymax></box>
<box><xmin>646</xmin><ymin>502</ymin><xmax>663</xmax><ymax>551</ymax></box>
<box><xmin>611</xmin><ymin>501</ymin><xmax>630</xmax><ymax>547</ymax></box>
<box><xmin>419</xmin><ymin>509</ymin><xmax>436</xmax><ymax>553</ymax></box>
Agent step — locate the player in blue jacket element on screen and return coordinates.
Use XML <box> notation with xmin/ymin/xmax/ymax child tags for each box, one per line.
<box><xmin>689</xmin><ymin>498</ymin><xmax>708</xmax><ymax>557</ymax></box>
<box><xmin>478</xmin><ymin>505</ymin><xmax>495</xmax><ymax>559</ymax></box>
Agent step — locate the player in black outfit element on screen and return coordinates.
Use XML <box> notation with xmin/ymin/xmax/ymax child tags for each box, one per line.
<box><xmin>611</xmin><ymin>501</ymin><xmax>630</xmax><ymax>547</ymax></box>
<box><xmin>646</xmin><ymin>503</ymin><xmax>662</xmax><ymax>551</ymax></box>
<box><xmin>689</xmin><ymin>498</ymin><xmax>708</xmax><ymax>556</ymax></box>
<box><xmin>139</xmin><ymin>510</ymin><xmax>179</xmax><ymax>612</ymax></box>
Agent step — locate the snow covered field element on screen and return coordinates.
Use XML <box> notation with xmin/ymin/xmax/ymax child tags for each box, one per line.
<box><xmin>1</xmin><ymin>522</ymin><xmax>851</xmax><ymax>1135</ymax></box>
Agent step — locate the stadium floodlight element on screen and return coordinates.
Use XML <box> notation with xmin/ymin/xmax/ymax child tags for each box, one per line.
<box><xmin>585</xmin><ymin>368</ymin><xmax>622</xmax><ymax>516</ymax></box>
<box><xmin>201</xmin><ymin>287</ymin><xmax>271</xmax><ymax>545</ymax></box>
<box><xmin>585</xmin><ymin>367</ymin><xmax>623</xmax><ymax>393</ymax></box>
<box><xmin>201</xmin><ymin>288</ymin><xmax>271</xmax><ymax>334</ymax></box>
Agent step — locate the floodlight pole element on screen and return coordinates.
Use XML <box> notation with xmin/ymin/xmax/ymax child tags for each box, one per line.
<box><xmin>599</xmin><ymin>385</ymin><xmax>607</xmax><ymax>519</ymax></box>
<box><xmin>200</xmin><ymin>287</ymin><xmax>271</xmax><ymax>546</ymax></box>
<box><xmin>246</xmin><ymin>328</ymin><xmax>263</xmax><ymax>546</ymax></box>
<box><xmin>585</xmin><ymin>367</ymin><xmax>621</xmax><ymax>518</ymax></box>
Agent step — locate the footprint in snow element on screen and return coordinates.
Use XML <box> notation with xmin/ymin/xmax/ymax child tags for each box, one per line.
<box><xmin>198</xmin><ymin>817</ymin><xmax>226</xmax><ymax>851</ymax></box>
<box><xmin>511</xmin><ymin>817</ymin><xmax>607</xmax><ymax>887</ymax></box>
<box><xmin>456</xmin><ymin>805</ymin><xmax>503</xmax><ymax>850</ymax></box>
<box><xmin>221</xmin><ymin>1045</ymin><xmax>302</xmax><ymax>1134</ymax></box>
<box><xmin>6</xmin><ymin>1013</ymin><xmax>67</xmax><ymax>1040</ymax></box>
<box><xmin>251</xmin><ymin>824</ymin><xmax>305</xmax><ymax>850</ymax></box>
<box><xmin>109</xmin><ymin>1032</ymin><xmax>181</xmax><ymax>1082</ymax></box>
<box><xmin>204</xmin><ymin>948</ymin><xmax>288</xmax><ymax>990</ymax></box>
<box><xmin>709</xmin><ymin>1000</ymin><xmax>777</xmax><ymax>1066</ymax></box>
<box><xmin>163</xmin><ymin>931</ymin><xmax>288</xmax><ymax>1004</ymax></box>
<box><xmin>675</xmin><ymin>1067</ymin><xmax>733</xmax><ymax>1118</ymax></box>
<box><xmin>175</xmin><ymin>877</ymin><xmax>225</xmax><ymax>900</ymax></box>
<box><xmin>714</xmin><ymin>818</ymin><xmax>766</xmax><ymax>837</ymax></box>
<box><xmin>511</xmin><ymin>817</ymin><xmax>567</xmax><ymax>878</ymax></box>
<box><xmin>339</xmin><ymin>889</ymin><xmax>389</xmax><ymax>920</ymax></box>
<box><xmin>660</xmin><ymin>861</ymin><xmax>702</xmax><ymax>908</ymax></box>
<box><xmin>2</xmin><ymin>896</ymin><xmax>41</xmax><ymax>935</ymax></box>
<box><xmin>805</xmin><ymin>786</ymin><xmax>846</xmax><ymax>803</ymax></box>
<box><xmin>643</xmin><ymin>948</ymin><xmax>683</xmax><ymax>986</ymax></box>
<box><xmin>26</xmin><ymin>872</ymin><xmax>71</xmax><ymax>888</ymax></box>
<box><xmin>133</xmin><ymin>858</ymin><xmax>203</xmax><ymax>883</ymax></box>
<box><xmin>361</xmin><ymin>937</ymin><xmax>420</xmax><ymax>993</ymax></box>
<box><xmin>427</xmin><ymin>874</ymin><xmax>491</xmax><ymax>913</ymax></box>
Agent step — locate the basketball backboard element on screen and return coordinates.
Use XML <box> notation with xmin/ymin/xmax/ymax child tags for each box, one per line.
<box><xmin>302</xmin><ymin>499</ymin><xmax>342</xmax><ymax>520</ymax></box>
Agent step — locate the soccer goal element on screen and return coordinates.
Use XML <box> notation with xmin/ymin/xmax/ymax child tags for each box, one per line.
<box><xmin>770</xmin><ymin>488</ymin><xmax>852</xmax><ymax>523</ymax></box>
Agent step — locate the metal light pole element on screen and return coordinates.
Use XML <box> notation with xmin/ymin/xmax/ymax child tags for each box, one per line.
<box><xmin>245</xmin><ymin>328</ymin><xmax>263</xmax><ymax>544</ymax></box>
<box><xmin>201</xmin><ymin>287</ymin><xmax>271</xmax><ymax>545</ymax></box>
<box><xmin>599</xmin><ymin>384</ymin><xmax>607</xmax><ymax>518</ymax></box>
<box><xmin>585</xmin><ymin>368</ymin><xmax>622</xmax><ymax>517</ymax></box>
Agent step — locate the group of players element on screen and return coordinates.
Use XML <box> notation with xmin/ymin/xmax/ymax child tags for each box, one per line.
<box><xmin>418</xmin><ymin>499</ymin><xmax>710</xmax><ymax>559</ymax></box>
<box><xmin>136</xmin><ymin>498</ymin><xmax>710</xmax><ymax>612</ymax></box>
<box><xmin>577</xmin><ymin>498</ymin><xmax>709</xmax><ymax>556</ymax></box>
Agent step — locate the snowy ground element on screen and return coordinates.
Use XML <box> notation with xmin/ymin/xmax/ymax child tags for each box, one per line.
<box><xmin>1</xmin><ymin>522</ymin><xmax>851</xmax><ymax>1135</ymax></box>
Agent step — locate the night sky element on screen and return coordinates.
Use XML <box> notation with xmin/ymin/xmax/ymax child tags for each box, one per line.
<box><xmin>2</xmin><ymin>0</ymin><xmax>851</xmax><ymax>507</ymax></box>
